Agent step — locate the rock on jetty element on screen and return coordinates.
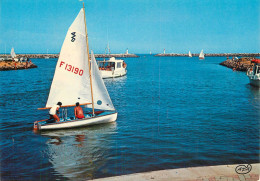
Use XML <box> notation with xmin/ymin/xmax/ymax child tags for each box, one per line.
<box><xmin>95</xmin><ymin>54</ymin><xmax>139</xmax><ymax>58</ymax></box>
<box><xmin>220</xmin><ymin>57</ymin><xmax>254</xmax><ymax>71</ymax></box>
<box><xmin>0</xmin><ymin>61</ymin><xmax>37</xmax><ymax>71</ymax></box>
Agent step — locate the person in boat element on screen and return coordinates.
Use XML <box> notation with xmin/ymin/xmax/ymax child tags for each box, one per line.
<box><xmin>49</xmin><ymin>102</ymin><xmax>62</xmax><ymax>122</ymax></box>
<box><xmin>123</xmin><ymin>61</ymin><xmax>127</xmax><ymax>68</ymax></box>
<box><xmin>74</xmin><ymin>102</ymin><xmax>85</xmax><ymax>119</ymax></box>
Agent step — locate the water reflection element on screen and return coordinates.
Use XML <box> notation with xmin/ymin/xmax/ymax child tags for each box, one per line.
<box><xmin>247</xmin><ymin>84</ymin><xmax>260</xmax><ymax>97</ymax></box>
<box><xmin>40</xmin><ymin>123</ymin><xmax>117</xmax><ymax>180</ymax></box>
<box><xmin>103</xmin><ymin>75</ymin><xmax>127</xmax><ymax>84</ymax></box>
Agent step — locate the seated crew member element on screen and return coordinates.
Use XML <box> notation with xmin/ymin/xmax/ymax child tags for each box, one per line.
<box><xmin>49</xmin><ymin>102</ymin><xmax>62</xmax><ymax>122</ymax></box>
<box><xmin>74</xmin><ymin>102</ymin><xmax>85</xmax><ymax>119</ymax></box>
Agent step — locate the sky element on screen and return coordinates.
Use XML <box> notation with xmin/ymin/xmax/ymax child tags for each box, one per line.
<box><xmin>0</xmin><ymin>0</ymin><xmax>259</xmax><ymax>54</ymax></box>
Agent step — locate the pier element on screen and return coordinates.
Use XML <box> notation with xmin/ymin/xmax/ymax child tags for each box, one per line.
<box><xmin>0</xmin><ymin>61</ymin><xmax>37</xmax><ymax>71</ymax></box>
<box><xmin>155</xmin><ymin>53</ymin><xmax>260</xmax><ymax>57</ymax></box>
<box><xmin>93</xmin><ymin>163</ymin><xmax>259</xmax><ymax>181</ymax></box>
<box><xmin>220</xmin><ymin>57</ymin><xmax>254</xmax><ymax>71</ymax></box>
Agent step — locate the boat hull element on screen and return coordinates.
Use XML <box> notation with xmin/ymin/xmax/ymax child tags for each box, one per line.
<box><xmin>249</xmin><ymin>78</ymin><xmax>260</xmax><ymax>87</ymax></box>
<box><xmin>36</xmin><ymin>112</ymin><xmax>117</xmax><ymax>130</ymax></box>
<box><xmin>101</xmin><ymin>69</ymin><xmax>127</xmax><ymax>79</ymax></box>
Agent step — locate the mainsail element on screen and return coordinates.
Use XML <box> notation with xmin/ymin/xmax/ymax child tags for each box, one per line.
<box><xmin>46</xmin><ymin>9</ymin><xmax>91</xmax><ymax>107</ymax></box>
<box><xmin>11</xmin><ymin>47</ymin><xmax>16</xmax><ymax>58</ymax></box>
<box><xmin>199</xmin><ymin>49</ymin><xmax>204</xmax><ymax>59</ymax></box>
<box><xmin>189</xmin><ymin>51</ymin><xmax>192</xmax><ymax>57</ymax></box>
<box><xmin>46</xmin><ymin>8</ymin><xmax>115</xmax><ymax>111</ymax></box>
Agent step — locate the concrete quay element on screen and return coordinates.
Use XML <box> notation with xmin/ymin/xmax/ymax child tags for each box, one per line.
<box><xmin>0</xmin><ymin>53</ymin><xmax>139</xmax><ymax>59</ymax></box>
<box><xmin>155</xmin><ymin>53</ymin><xmax>260</xmax><ymax>57</ymax></box>
<box><xmin>93</xmin><ymin>163</ymin><xmax>259</xmax><ymax>181</ymax></box>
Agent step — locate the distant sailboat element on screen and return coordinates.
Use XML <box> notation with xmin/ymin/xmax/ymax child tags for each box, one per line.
<box><xmin>105</xmin><ymin>43</ymin><xmax>111</xmax><ymax>55</ymax></box>
<box><xmin>45</xmin><ymin>49</ymin><xmax>50</xmax><ymax>59</ymax></box>
<box><xmin>11</xmin><ymin>47</ymin><xmax>19</xmax><ymax>61</ymax></box>
<box><xmin>11</xmin><ymin>47</ymin><xmax>16</xmax><ymax>58</ymax></box>
<box><xmin>199</xmin><ymin>49</ymin><xmax>204</xmax><ymax>59</ymax></box>
<box><xmin>188</xmin><ymin>51</ymin><xmax>192</xmax><ymax>57</ymax></box>
<box><xmin>150</xmin><ymin>50</ymin><xmax>152</xmax><ymax>55</ymax></box>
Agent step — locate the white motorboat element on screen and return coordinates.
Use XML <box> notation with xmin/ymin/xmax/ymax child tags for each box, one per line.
<box><xmin>34</xmin><ymin>5</ymin><xmax>117</xmax><ymax>130</ymax></box>
<box><xmin>199</xmin><ymin>49</ymin><xmax>204</xmax><ymax>59</ymax></box>
<box><xmin>98</xmin><ymin>57</ymin><xmax>127</xmax><ymax>78</ymax></box>
<box><xmin>247</xmin><ymin>59</ymin><xmax>260</xmax><ymax>87</ymax></box>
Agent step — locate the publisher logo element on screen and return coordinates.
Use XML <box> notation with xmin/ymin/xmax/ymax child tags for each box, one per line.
<box><xmin>235</xmin><ymin>164</ymin><xmax>252</xmax><ymax>174</ymax></box>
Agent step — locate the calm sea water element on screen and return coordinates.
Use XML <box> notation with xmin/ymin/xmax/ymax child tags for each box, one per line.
<box><xmin>0</xmin><ymin>55</ymin><xmax>259</xmax><ymax>180</ymax></box>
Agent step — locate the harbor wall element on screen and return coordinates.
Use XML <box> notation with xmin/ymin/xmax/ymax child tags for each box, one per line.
<box><xmin>0</xmin><ymin>61</ymin><xmax>37</xmax><ymax>71</ymax></box>
<box><xmin>0</xmin><ymin>53</ymin><xmax>139</xmax><ymax>59</ymax></box>
<box><xmin>220</xmin><ymin>57</ymin><xmax>254</xmax><ymax>71</ymax></box>
<box><xmin>155</xmin><ymin>53</ymin><xmax>260</xmax><ymax>57</ymax></box>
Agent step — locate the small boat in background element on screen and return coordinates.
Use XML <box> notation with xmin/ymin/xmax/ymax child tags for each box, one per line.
<box><xmin>188</xmin><ymin>51</ymin><xmax>192</xmax><ymax>57</ymax></box>
<box><xmin>247</xmin><ymin>59</ymin><xmax>260</xmax><ymax>87</ymax></box>
<box><xmin>199</xmin><ymin>49</ymin><xmax>204</xmax><ymax>59</ymax></box>
<box><xmin>98</xmin><ymin>57</ymin><xmax>127</xmax><ymax>78</ymax></box>
<box><xmin>11</xmin><ymin>47</ymin><xmax>19</xmax><ymax>61</ymax></box>
<box><xmin>45</xmin><ymin>49</ymin><xmax>50</xmax><ymax>59</ymax></box>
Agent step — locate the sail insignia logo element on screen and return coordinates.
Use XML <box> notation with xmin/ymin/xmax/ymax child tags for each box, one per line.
<box><xmin>71</xmin><ymin>32</ymin><xmax>76</xmax><ymax>42</ymax></box>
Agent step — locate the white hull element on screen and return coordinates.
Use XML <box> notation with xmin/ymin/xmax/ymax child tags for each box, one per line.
<box><xmin>101</xmin><ymin>69</ymin><xmax>127</xmax><ymax>79</ymax></box>
<box><xmin>38</xmin><ymin>112</ymin><xmax>117</xmax><ymax>130</ymax></box>
<box><xmin>247</xmin><ymin>65</ymin><xmax>260</xmax><ymax>87</ymax></box>
<box><xmin>249</xmin><ymin>78</ymin><xmax>260</xmax><ymax>87</ymax></box>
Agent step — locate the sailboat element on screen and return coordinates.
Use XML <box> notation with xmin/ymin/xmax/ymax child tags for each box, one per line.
<box><xmin>199</xmin><ymin>49</ymin><xmax>204</xmax><ymax>59</ymax></box>
<box><xmin>188</xmin><ymin>51</ymin><xmax>192</xmax><ymax>57</ymax></box>
<box><xmin>34</xmin><ymin>5</ymin><xmax>117</xmax><ymax>130</ymax></box>
<box><xmin>45</xmin><ymin>49</ymin><xmax>50</xmax><ymax>59</ymax></box>
<box><xmin>11</xmin><ymin>47</ymin><xmax>19</xmax><ymax>61</ymax></box>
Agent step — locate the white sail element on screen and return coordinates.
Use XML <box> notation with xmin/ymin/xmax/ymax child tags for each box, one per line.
<box><xmin>11</xmin><ymin>47</ymin><xmax>16</xmax><ymax>58</ymax></box>
<box><xmin>199</xmin><ymin>49</ymin><xmax>204</xmax><ymax>59</ymax></box>
<box><xmin>90</xmin><ymin>51</ymin><xmax>115</xmax><ymax>110</ymax></box>
<box><xmin>189</xmin><ymin>51</ymin><xmax>192</xmax><ymax>57</ymax></box>
<box><xmin>46</xmin><ymin>9</ymin><xmax>91</xmax><ymax>107</ymax></box>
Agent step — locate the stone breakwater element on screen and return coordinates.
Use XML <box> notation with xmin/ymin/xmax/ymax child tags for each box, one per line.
<box><xmin>9</xmin><ymin>53</ymin><xmax>139</xmax><ymax>59</ymax></box>
<box><xmin>95</xmin><ymin>54</ymin><xmax>139</xmax><ymax>58</ymax></box>
<box><xmin>155</xmin><ymin>53</ymin><xmax>260</xmax><ymax>57</ymax></box>
<box><xmin>0</xmin><ymin>61</ymin><xmax>37</xmax><ymax>71</ymax></box>
<box><xmin>220</xmin><ymin>57</ymin><xmax>254</xmax><ymax>71</ymax></box>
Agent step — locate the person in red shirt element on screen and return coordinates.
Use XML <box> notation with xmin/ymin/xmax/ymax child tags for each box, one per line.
<box><xmin>74</xmin><ymin>102</ymin><xmax>85</xmax><ymax>119</ymax></box>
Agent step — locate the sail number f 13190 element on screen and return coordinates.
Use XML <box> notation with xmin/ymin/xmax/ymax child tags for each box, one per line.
<box><xmin>59</xmin><ymin>61</ymin><xmax>83</xmax><ymax>76</ymax></box>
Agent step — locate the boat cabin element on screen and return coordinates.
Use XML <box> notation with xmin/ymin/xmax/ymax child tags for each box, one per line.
<box><xmin>98</xmin><ymin>57</ymin><xmax>127</xmax><ymax>78</ymax></box>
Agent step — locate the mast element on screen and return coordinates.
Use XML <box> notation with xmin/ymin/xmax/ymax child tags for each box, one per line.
<box><xmin>83</xmin><ymin>3</ymin><xmax>95</xmax><ymax>115</ymax></box>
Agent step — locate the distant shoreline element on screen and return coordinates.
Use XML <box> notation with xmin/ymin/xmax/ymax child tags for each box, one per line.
<box><xmin>1</xmin><ymin>53</ymin><xmax>259</xmax><ymax>59</ymax></box>
<box><xmin>155</xmin><ymin>53</ymin><xmax>260</xmax><ymax>57</ymax></box>
<box><xmin>0</xmin><ymin>53</ymin><xmax>139</xmax><ymax>59</ymax></box>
